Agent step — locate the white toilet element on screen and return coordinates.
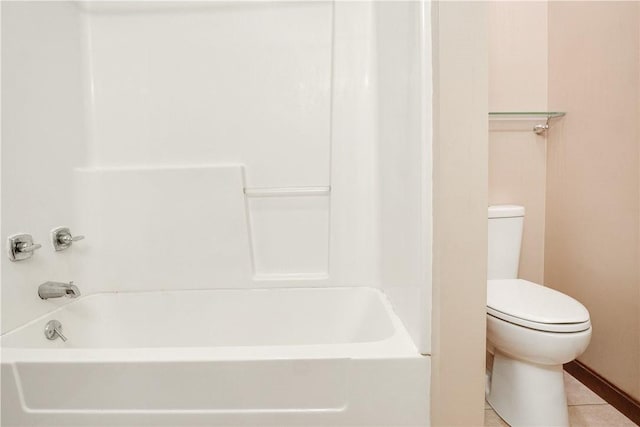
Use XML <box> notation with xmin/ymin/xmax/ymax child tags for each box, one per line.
<box><xmin>486</xmin><ymin>205</ymin><xmax>592</xmax><ymax>427</ymax></box>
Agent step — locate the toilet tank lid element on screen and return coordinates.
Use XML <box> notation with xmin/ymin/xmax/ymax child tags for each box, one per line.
<box><xmin>488</xmin><ymin>205</ymin><xmax>525</xmax><ymax>218</ymax></box>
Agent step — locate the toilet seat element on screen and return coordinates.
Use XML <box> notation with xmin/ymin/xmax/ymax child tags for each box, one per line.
<box><xmin>487</xmin><ymin>279</ymin><xmax>591</xmax><ymax>333</ymax></box>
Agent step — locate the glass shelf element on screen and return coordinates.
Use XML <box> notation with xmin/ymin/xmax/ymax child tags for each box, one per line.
<box><xmin>489</xmin><ymin>112</ymin><xmax>566</xmax><ymax>120</ymax></box>
<box><xmin>488</xmin><ymin>112</ymin><xmax>566</xmax><ymax>134</ymax></box>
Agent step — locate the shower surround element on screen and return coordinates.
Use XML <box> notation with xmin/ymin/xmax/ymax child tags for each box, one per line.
<box><xmin>1</xmin><ymin>1</ymin><xmax>433</xmax><ymax>425</ymax></box>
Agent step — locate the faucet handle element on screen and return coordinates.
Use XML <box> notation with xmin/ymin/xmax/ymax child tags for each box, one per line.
<box><xmin>60</xmin><ymin>234</ymin><xmax>84</xmax><ymax>244</ymax></box>
<box><xmin>17</xmin><ymin>241</ymin><xmax>42</xmax><ymax>253</ymax></box>
<box><xmin>52</xmin><ymin>227</ymin><xmax>85</xmax><ymax>251</ymax></box>
<box><xmin>7</xmin><ymin>234</ymin><xmax>42</xmax><ymax>261</ymax></box>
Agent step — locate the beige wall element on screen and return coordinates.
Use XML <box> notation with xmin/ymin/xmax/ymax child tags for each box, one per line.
<box><xmin>488</xmin><ymin>2</ymin><xmax>548</xmax><ymax>284</ymax></box>
<box><xmin>489</xmin><ymin>0</ymin><xmax>640</xmax><ymax>403</ymax></box>
<box><xmin>547</xmin><ymin>2</ymin><xmax>640</xmax><ymax>401</ymax></box>
<box><xmin>489</xmin><ymin>2</ymin><xmax>547</xmax><ymax>112</ymax></box>
<box><xmin>431</xmin><ymin>2</ymin><xmax>488</xmax><ymax>425</ymax></box>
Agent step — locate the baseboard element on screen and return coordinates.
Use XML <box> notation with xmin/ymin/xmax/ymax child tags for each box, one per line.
<box><xmin>564</xmin><ymin>360</ymin><xmax>640</xmax><ymax>425</ymax></box>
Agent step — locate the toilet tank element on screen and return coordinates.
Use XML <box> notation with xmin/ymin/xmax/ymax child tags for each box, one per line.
<box><xmin>488</xmin><ymin>205</ymin><xmax>525</xmax><ymax>280</ymax></box>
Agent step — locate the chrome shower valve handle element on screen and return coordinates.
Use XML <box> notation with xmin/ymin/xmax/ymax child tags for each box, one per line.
<box><xmin>51</xmin><ymin>227</ymin><xmax>85</xmax><ymax>251</ymax></box>
<box><xmin>59</xmin><ymin>233</ymin><xmax>84</xmax><ymax>244</ymax></box>
<box><xmin>7</xmin><ymin>234</ymin><xmax>42</xmax><ymax>261</ymax></box>
<box><xmin>16</xmin><ymin>241</ymin><xmax>42</xmax><ymax>253</ymax></box>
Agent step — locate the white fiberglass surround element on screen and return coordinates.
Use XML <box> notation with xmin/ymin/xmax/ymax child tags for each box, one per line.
<box><xmin>2</xmin><ymin>1</ymin><xmax>433</xmax><ymax>425</ymax></box>
<box><xmin>2</xmin><ymin>287</ymin><xmax>429</xmax><ymax>426</ymax></box>
<box><xmin>2</xmin><ymin>0</ymin><xmax>431</xmax><ymax>347</ymax></box>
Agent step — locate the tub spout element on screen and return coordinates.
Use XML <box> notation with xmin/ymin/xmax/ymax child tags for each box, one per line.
<box><xmin>38</xmin><ymin>281</ymin><xmax>80</xmax><ymax>300</ymax></box>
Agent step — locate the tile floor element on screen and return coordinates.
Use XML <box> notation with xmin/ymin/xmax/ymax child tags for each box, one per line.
<box><xmin>484</xmin><ymin>371</ymin><xmax>637</xmax><ymax>426</ymax></box>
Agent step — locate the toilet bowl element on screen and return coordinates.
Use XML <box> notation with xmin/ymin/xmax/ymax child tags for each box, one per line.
<box><xmin>487</xmin><ymin>206</ymin><xmax>592</xmax><ymax>427</ymax></box>
<box><xmin>486</xmin><ymin>279</ymin><xmax>591</xmax><ymax>426</ymax></box>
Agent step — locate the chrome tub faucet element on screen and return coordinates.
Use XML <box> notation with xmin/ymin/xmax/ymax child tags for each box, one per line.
<box><xmin>38</xmin><ymin>281</ymin><xmax>80</xmax><ymax>300</ymax></box>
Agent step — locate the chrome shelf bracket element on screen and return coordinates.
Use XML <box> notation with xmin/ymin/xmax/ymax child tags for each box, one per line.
<box><xmin>533</xmin><ymin>118</ymin><xmax>550</xmax><ymax>135</ymax></box>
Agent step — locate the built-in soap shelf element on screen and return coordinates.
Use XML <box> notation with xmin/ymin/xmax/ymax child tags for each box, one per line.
<box><xmin>244</xmin><ymin>186</ymin><xmax>330</xmax><ymax>197</ymax></box>
<box><xmin>489</xmin><ymin>111</ymin><xmax>566</xmax><ymax>135</ymax></box>
<box><xmin>244</xmin><ymin>186</ymin><xmax>330</xmax><ymax>281</ymax></box>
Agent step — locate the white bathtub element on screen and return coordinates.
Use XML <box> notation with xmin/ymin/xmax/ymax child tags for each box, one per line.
<box><xmin>1</xmin><ymin>287</ymin><xmax>430</xmax><ymax>426</ymax></box>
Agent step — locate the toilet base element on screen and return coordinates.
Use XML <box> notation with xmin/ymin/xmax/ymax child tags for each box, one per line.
<box><xmin>487</xmin><ymin>351</ymin><xmax>569</xmax><ymax>427</ymax></box>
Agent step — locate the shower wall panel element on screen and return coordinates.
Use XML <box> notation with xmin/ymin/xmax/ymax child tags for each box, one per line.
<box><xmin>375</xmin><ymin>1</ymin><xmax>432</xmax><ymax>353</ymax></box>
<box><xmin>81</xmin><ymin>1</ymin><xmax>332</xmax><ymax>188</ymax></box>
<box><xmin>1</xmin><ymin>2</ymin><xmax>87</xmax><ymax>333</ymax></box>
<box><xmin>76</xmin><ymin>1</ymin><xmax>336</xmax><ymax>287</ymax></box>
<box><xmin>73</xmin><ymin>165</ymin><xmax>253</xmax><ymax>292</ymax></box>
